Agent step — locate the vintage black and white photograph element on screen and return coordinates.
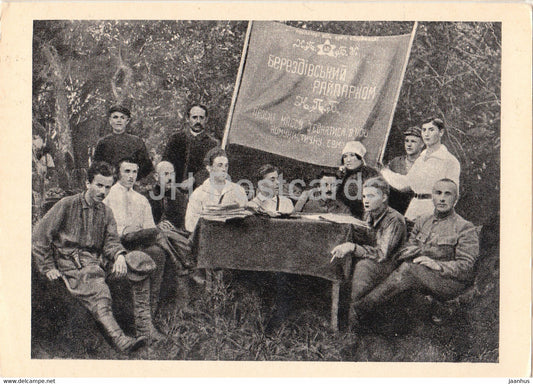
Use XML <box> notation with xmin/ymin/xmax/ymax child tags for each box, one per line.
<box><xmin>28</xmin><ymin>18</ymin><xmax>503</xmax><ymax>363</ymax></box>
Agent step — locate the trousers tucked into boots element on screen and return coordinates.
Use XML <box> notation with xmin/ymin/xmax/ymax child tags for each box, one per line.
<box><xmin>131</xmin><ymin>278</ymin><xmax>166</xmax><ymax>343</ymax></box>
<box><xmin>141</xmin><ymin>244</ymin><xmax>167</xmax><ymax>318</ymax></box>
<box><xmin>94</xmin><ymin>299</ymin><xmax>146</xmax><ymax>353</ymax></box>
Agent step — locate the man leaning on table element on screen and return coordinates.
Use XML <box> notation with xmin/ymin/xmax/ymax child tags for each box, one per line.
<box><xmin>330</xmin><ymin>176</ymin><xmax>407</xmax><ymax>326</ymax></box>
<box><xmin>184</xmin><ymin>147</ymin><xmax>248</xmax><ymax>233</ymax></box>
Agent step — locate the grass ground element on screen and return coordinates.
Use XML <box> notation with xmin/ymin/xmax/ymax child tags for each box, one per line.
<box><xmin>31</xmin><ymin>225</ymin><xmax>499</xmax><ymax>362</ymax></box>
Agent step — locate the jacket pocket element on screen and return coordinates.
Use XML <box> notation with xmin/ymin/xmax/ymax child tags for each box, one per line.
<box><xmin>436</xmin><ymin>235</ymin><xmax>458</xmax><ymax>246</ymax></box>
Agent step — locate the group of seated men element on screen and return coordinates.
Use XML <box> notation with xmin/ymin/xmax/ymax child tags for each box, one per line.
<box><xmin>180</xmin><ymin>146</ymin><xmax>479</xmax><ymax>330</ymax></box>
<box><xmin>32</xmin><ymin>103</ymin><xmax>479</xmax><ymax>353</ymax></box>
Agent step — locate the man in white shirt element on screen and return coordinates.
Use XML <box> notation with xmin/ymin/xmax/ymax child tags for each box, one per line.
<box><xmin>104</xmin><ymin>159</ymin><xmax>156</xmax><ymax>236</ymax></box>
<box><xmin>103</xmin><ymin>157</ymin><xmax>166</xmax><ymax>343</ymax></box>
<box><xmin>381</xmin><ymin>118</ymin><xmax>460</xmax><ymax>222</ymax></box>
<box><xmin>185</xmin><ymin>147</ymin><xmax>248</xmax><ymax>233</ymax></box>
<box><xmin>249</xmin><ymin>164</ymin><xmax>294</xmax><ymax>215</ymax></box>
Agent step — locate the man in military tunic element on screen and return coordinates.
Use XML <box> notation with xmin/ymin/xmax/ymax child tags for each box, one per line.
<box><xmin>351</xmin><ymin>178</ymin><xmax>479</xmax><ymax>325</ymax></box>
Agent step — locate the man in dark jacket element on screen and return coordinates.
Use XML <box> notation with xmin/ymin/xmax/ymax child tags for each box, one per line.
<box><xmin>330</xmin><ymin>177</ymin><xmax>407</xmax><ymax>326</ymax></box>
<box><xmin>294</xmin><ymin>170</ymin><xmax>350</xmax><ymax>214</ymax></box>
<box><xmin>93</xmin><ymin>105</ymin><xmax>154</xmax><ymax>180</ymax></box>
<box><xmin>162</xmin><ymin>104</ymin><xmax>219</xmax><ymax>190</ymax></box>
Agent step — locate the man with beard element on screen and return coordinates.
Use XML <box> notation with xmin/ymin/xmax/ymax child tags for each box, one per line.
<box><xmin>163</xmin><ymin>104</ymin><xmax>220</xmax><ymax>191</ymax></box>
<box><xmin>149</xmin><ymin>161</ymin><xmax>188</xmax><ymax>230</ymax></box>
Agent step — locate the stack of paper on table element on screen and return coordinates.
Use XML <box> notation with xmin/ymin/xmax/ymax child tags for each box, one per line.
<box><xmin>201</xmin><ymin>203</ymin><xmax>253</xmax><ymax>222</ymax></box>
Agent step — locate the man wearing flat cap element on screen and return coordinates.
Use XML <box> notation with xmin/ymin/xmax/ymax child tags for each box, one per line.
<box><xmin>386</xmin><ymin>126</ymin><xmax>424</xmax><ymax>214</ymax></box>
<box><xmin>32</xmin><ymin>161</ymin><xmax>161</xmax><ymax>353</ymax></box>
<box><xmin>388</xmin><ymin>126</ymin><xmax>424</xmax><ymax>175</ymax></box>
<box><xmin>93</xmin><ymin>105</ymin><xmax>154</xmax><ymax>180</ymax></box>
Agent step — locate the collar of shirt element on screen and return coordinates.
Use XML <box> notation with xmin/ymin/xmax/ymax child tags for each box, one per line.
<box><xmin>255</xmin><ymin>192</ymin><xmax>279</xmax><ymax>202</ymax></box>
<box><xmin>432</xmin><ymin>208</ymin><xmax>457</xmax><ymax>222</ymax></box>
<box><xmin>405</xmin><ymin>156</ymin><xmax>417</xmax><ymax>165</ymax></box>
<box><xmin>113</xmin><ymin>182</ymin><xmax>134</xmax><ymax>194</ymax></box>
<box><xmin>365</xmin><ymin>205</ymin><xmax>389</xmax><ymax>228</ymax></box>
<box><xmin>421</xmin><ymin>144</ymin><xmax>451</xmax><ymax>162</ymax></box>
<box><xmin>201</xmin><ymin>179</ymin><xmax>235</xmax><ymax>197</ymax></box>
<box><xmin>81</xmin><ymin>191</ymin><xmax>102</xmax><ymax>210</ymax></box>
<box><xmin>316</xmin><ymin>197</ymin><xmax>335</xmax><ymax>207</ymax></box>
<box><xmin>187</xmin><ymin>128</ymin><xmax>208</xmax><ymax>139</ymax></box>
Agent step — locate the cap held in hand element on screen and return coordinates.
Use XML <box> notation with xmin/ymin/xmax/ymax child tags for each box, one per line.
<box><xmin>125</xmin><ymin>251</ymin><xmax>156</xmax><ymax>282</ymax></box>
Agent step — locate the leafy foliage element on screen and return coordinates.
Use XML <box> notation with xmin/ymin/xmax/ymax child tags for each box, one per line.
<box><xmin>33</xmin><ymin>20</ymin><xmax>500</xmax><ymax>224</ymax></box>
<box><xmin>31</xmin><ymin>20</ymin><xmax>500</xmax><ymax>362</ymax></box>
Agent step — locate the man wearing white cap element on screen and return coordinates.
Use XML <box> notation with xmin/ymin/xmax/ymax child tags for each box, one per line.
<box><xmin>338</xmin><ymin>140</ymin><xmax>380</xmax><ymax>219</ymax></box>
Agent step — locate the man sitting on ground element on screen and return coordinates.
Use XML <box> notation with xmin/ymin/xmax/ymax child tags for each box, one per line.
<box><xmin>294</xmin><ymin>170</ymin><xmax>350</xmax><ymax>214</ymax></box>
<box><xmin>32</xmin><ymin>162</ymin><xmax>149</xmax><ymax>353</ymax></box>
<box><xmin>330</xmin><ymin>177</ymin><xmax>407</xmax><ymax>326</ymax></box>
<box><xmin>103</xmin><ymin>157</ymin><xmax>166</xmax><ymax>341</ymax></box>
<box><xmin>185</xmin><ymin>147</ymin><xmax>248</xmax><ymax>233</ymax></box>
<box><xmin>351</xmin><ymin>178</ymin><xmax>479</xmax><ymax>327</ymax></box>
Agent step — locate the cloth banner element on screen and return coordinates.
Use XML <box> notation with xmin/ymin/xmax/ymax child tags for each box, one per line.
<box><xmin>227</xmin><ymin>21</ymin><xmax>414</xmax><ymax>167</ymax></box>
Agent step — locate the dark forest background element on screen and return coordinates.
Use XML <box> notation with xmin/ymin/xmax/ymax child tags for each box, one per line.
<box><xmin>32</xmin><ymin>20</ymin><xmax>500</xmax><ymax>227</ymax></box>
<box><xmin>31</xmin><ymin>21</ymin><xmax>500</xmax><ymax>361</ymax></box>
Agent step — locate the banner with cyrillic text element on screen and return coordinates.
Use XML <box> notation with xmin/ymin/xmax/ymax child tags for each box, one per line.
<box><xmin>227</xmin><ymin>21</ymin><xmax>413</xmax><ymax>167</ymax></box>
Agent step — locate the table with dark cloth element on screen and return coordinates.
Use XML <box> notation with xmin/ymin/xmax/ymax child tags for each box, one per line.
<box><xmin>192</xmin><ymin>214</ymin><xmax>374</xmax><ymax>330</ymax></box>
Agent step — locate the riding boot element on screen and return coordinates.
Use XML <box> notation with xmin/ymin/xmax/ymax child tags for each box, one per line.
<box><xmin>131</xmin><ymin>278</ymin><xmax>167</xmax><ymax>343</ymax></box>
<box><xmin>150</xmin><ymin>271</ymin><xmax>163</xmax><ymax>319</ymax></box>
<box><xmin>144</xmin><ymin>244</ymin><xmax>166</xmax><ymax>318</ymax></box>
<box><xmin>94</xmin><ymin>301</ymin><xmax>146</xmax><ymax>353</ymax></box>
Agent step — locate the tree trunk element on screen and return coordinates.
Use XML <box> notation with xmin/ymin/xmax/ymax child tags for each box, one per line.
<box><xmin>43</xmin><ymin>45</ymin><xmax>74</xmax><ymax>191</ymax></box>
<box><xmin>111</xmin><ymin>46</ymin><xmax>133</xmax><ymax>105</ymax></box>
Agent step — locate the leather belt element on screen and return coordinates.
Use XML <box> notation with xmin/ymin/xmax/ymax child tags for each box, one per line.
<box><xmin>414</xmin><ymin>193</ymin><xmax>432</xmax><ymax>199</ymax></box>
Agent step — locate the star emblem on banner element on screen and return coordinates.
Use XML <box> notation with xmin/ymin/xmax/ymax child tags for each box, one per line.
<box><xmin>317</xmin><ymin>39</ymin><xmax>336</xmax><ymax>57</ymax></box>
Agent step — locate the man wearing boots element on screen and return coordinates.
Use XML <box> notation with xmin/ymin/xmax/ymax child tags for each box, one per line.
<box><xmin>32</xmin><ymin>161</ymin><xmax>155</xmax><ymax>353</ymax></box>
<box><xmin>351</xmin><ymin>179</ymin><xmax>479</xmax><ymax>327</ymax></box>
<box><xmin>103</xmin><ymin>157</ymin><xmax>168</xmax><ymax>339</ymax></box>
<box><xmin>330</xmin><ymin>177</ymin><xmax>407</xmax><ymax>327</ymax></box>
